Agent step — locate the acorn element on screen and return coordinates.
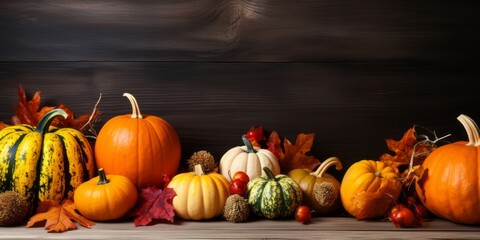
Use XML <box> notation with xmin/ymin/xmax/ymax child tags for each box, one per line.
<box><xmin>187</xmin><ymin>150</ymin><xmax>217</xmax><ymax>173</ymax></box>
<box><xmin>0</xmin><ymin>191</ymin><xmax>28</xmax><ymax>227</ymax></box>
<box><xmin>223</xmin><ymin>194</ymin><xmax>249</xmax><ymax>223</ymax></box>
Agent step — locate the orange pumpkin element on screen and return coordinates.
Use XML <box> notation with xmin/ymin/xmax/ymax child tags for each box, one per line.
<box><xmin>95</xmin><ymin>93</ymin><xmax>181</xmax><ymax>189</ymax></box>
<box><xmin>416</xmin><ymin>114</ymin><xmax>480</xmax><ymax>225</ymax></box>
<box><xmin>340</xmin><ymin>160</ymin><xmax>402</xmax><ymax>220</ymax></box>
<box><xmin>74</xmin><ymin>168</ymin><xmax>138</xmax><ymax>221</ymax></box>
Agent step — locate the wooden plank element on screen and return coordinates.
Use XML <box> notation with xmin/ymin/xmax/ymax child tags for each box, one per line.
<box><xmin>1</xmin><ymin>218</ymin><xmax>480</xmax><ymax>239</ymax></box>
<box><xmin>0</xmin><ymin>62</ymin><xmax>477</xmax><ymax>171</ymax></box>
<box><xmin>0</xmin><ymin>1</ymin><xmax>478</xmax><ymax>63</ymax></box>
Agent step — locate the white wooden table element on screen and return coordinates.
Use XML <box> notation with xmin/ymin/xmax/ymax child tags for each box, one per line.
<box><xmin>1</xmin><ymin>217</ymin><xmax>479</xmax><ymax>239</ymax></box>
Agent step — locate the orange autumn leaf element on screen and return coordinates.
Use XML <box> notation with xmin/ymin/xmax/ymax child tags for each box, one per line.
<box><xmin>5</xmin><ymin>85</ymin><xmax>101</xmax><ymax>135</ymax></box>
<box><xmin>352</xmin><ymin>178</ymin><xmax>402</xmax><ymax>220</ymax></box>
<box><xmin>27</xmin><ymin>199</ymin><xmax>95</xmax><ymax>233</ymax></box>
<box><xmin>268</xmin><ymin>132</ymin><xmax>321</xmax><ymax>173</ymax></box>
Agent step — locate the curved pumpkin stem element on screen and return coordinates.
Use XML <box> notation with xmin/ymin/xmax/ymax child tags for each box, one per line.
<box><xmin>123</xmin><ymin>93</ymin><xmax>143</xmax><ymax>119</ymax></box>
<box><xmin>312</xmin><ymin>157</ymin><xmax>342</xmax><ymax>177</ymax></box>
<box><xmin>35</xmin><ymin>108</ymin><xmax>68</xmax><ymax>134</ymax></box>
<box><xmin>97</xmin><ymin>168</ymin><xmax>110</xmax><ymax>185</ymax></box>
<box><xmin>457</xmin><ymin>114</ymin><xmax>480</xmax><ymax>147</ymax></box>
<box><xmin>263</xmin><ymin>167</ymin><xmax>276</xmax><ymax>180</ymax></box>
<box><xmin>242</xmin><ymin>134</ymin><xmax>257</xmax><ymax>153</ymax></box>
<box><xmin>194</xmin><ymin>164</ymin><xmax>205</xmax><ymax>176</ymax></box>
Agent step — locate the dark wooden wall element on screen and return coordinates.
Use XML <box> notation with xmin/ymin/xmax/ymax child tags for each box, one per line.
<box><xmin>1</xmin><ymin>1</ymin><xmax>479</xmax><ymax>177</ymax></box>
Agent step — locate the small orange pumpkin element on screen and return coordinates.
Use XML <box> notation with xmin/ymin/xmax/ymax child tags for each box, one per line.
<box><xmin>95</xmin><ymin>93</ymin><xmax>181</xmax><ymax>189</ymax></box>
<box><xmin>416</xmin><ymin>114</ymin><xmax>480</xmax><ymax>225</ymax></box>
<box><xmin>74</xmin><ymin>168</ymin><xmax>138</xmax><ymax>221</ymax></box>
<box><xmin>340</xmin><ymin>160</ymin><xmax>402</xmax><ymax>220</ymax></box>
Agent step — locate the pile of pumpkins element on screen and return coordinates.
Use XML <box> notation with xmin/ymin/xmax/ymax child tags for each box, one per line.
<box><xmin>0</xmin><ymin>93</ymin><xmax>479</xmax><ymax>225</ymax></box>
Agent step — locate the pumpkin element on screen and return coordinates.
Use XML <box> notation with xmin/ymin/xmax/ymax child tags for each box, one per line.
<box><xmin>167</xmin><ymin>164</ymin><xmax>230</xmax><ymax>220</ymax></box>
<box><xmin>0</xmin><ymin>109</ymin><xmax>95</xmax><ymax>213</ymax></box>
<box><xmin>219</xmin><ymin>135</ymin><xmax>280</xmax><ymax>182</ymax></box>
<box><xmin>416</xmin><ymin>114</ymin><xmax>480</xmax><ymax>225</ymax></box>
<box><xmin>74</xmin><ymin>168</ymin><xmax>138</xmax><ymax>221</ymax></box>
<box><xmin>288</xmin><ymin>157</ymin><xmax>342</xmax><ymax>215</ymax></box>
<box><xmin>247</xmin><ymin>167</ymin><xmax>302</xmax><ymax>219</ymax></box>
<box><xmin>340</xmin><ymin>160</ymin><xmax>402</xmax><ymax>220</ymax></box>
<box><xmin>95</xmin><ymin>93</ymin><xmax>181</xmax><ymax>189</ymax></box>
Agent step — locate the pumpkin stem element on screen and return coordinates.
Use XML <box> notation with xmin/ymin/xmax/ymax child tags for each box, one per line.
<box><xmin>457</xmin><ymin>114</ymin><xmax>480</xmax><ymax>147</ymax></box>
<box><xmin>123</xmin><ymin>93</ymin><xmax>143</xmax><ymax>119</ymax></box>
<box><xmin>242</xmin><ymin>134</ymin><xmax>256</xmax><ymax>153</ymax></box>
<box><xmin>262</xmin><ymin>167</ymin><xmax>276</xmax><ymax>180</ymax></box>
<box><xmin>194</xmin><ymin>164</ymin><xmax>205</xmax><ymax>176</ymax></box>
<box><xmin>312</xmin><ymin>157</ymin><xmax>342</xmax><ymax>177</ymax></box>
<box><xmin>97</xmin><ymin>168</ymin><xmax>110</xmax><ymax>185</ymax></box>
<box><xmin>35</xmin><ymin>109</ymin><xmax>68</xmax><ymax>134</ymax></box>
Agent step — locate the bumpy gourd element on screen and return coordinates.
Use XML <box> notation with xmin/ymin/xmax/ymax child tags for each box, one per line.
<box><xmin>247</xmin><ymin>167</ymin><xmax>302</xmax><ymax>219</ymax></box>
<box><xmin>0</xmin><ymin>109</ymin><xmax>95</xmax><ymax>213</ymax></box>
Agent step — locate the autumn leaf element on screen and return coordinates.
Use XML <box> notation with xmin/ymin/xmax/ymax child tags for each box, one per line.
<box><xmin>268</xmin><ymin>132</ymin><xmax>321</xmax><ymax>173</ymax></box>
<box><xmin>128</xmin><ymin>186</ymin><xmax>176</xmax><ymax>227</ymax></box>
<box><xmin>2</xmin><ymin>85</ymin><xmax>101</xmax><ymax>136</ymax></box>
<box><xmin>27</xmin><ymin>199</ymin><xmax>95</xmax><ymax>233</ymax></box>
<box><xmin>352</xmin><ymin>178</ymin><xmax>403</xmax><ymax>220</ymax></box>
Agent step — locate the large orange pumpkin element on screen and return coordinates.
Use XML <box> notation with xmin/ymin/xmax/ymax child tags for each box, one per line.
<box><xmin>416</xmin><ymin>114</ymin><xmax>480</xmax><ymax>225</ymax></box>
<box><xmin>95</xmin><ymin>93</ymin><xmax>181</xmax><ymax>189</ymax></box>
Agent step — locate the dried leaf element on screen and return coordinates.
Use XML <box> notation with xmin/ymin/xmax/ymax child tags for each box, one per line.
<box><xmin>129</xmin><ymin>186</ymin><xmax>176</xmax><ymax>226</ymax></box>
<box><xmin>268</xmin><ymin>132</ymin><xmax>321</xmax><ymax>173</ymax></box>
<box><xmin>352</xmin><ymin>179</ymin><xmax>402</xmax><ymax>220</ymax></box>
<box><xmin>27</xmin><ymin>199</ymin><xmax>94</xmax><ymax>233</ymax></box>
<box><xmin>10</xmin><ymin>85</ymin><xmax>100</xmax><ymax>135</ymax></box>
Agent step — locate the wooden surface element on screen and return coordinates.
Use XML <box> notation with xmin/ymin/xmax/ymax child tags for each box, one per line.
<box><xmin>1</xmin><ymin>217</ymin><xmax>480</xmax><ymax>239</ymax></box>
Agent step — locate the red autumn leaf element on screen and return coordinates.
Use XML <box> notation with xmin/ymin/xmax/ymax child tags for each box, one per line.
<box><xmin>129</xmin><ymin>186</ymin><xmax>176</xmax><ymax>226</ymax></box>
<box><xmin>268</xmin><ymin>132</ymin><xmax>321</xmax><ymax>173</ymax></box>
<box><xmin>27</xmin><ymin>199</ymin><xmax>94</xmax><ymax>233</ymax></box>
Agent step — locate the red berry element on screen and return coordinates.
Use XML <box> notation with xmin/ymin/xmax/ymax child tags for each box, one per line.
<box><xmin>295</xmin><ymin>205</ymin><xmax>312</xmax><ymax>224</ymax></box>
<box><xmin>229</xmin><ymin>179</ymin><xmax>247</xmax><ymax>196</ymax></box>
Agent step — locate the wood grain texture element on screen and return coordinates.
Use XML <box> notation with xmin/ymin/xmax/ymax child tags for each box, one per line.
<box><xmin>0</xmin><ymin>0</ymin><xmax>478</xmax><ymax>63</ymax></box>
<box><xmin>1</xmin><ymin>217</ymin><xmax>480</xmax><ymax>239</ymax></box>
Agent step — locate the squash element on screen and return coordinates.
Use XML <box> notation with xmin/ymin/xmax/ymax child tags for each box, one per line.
<box><xmin>416</xmin><ymin>114</ymin><xmax>480</xmax><ymax>225</ymax></box>
<box><xmin>95</xmin><ymin>93</ymin><xmax>181</xmax><ymax>189</ymax></box>
<box><xmin>74</xmin><ymin>168</ymin><xmax>138</xmax><ymax>221</ymax></box>
<box><xmin>247</xmin><ymin>167</ymin><xmax>302</xmax><ymax>219</ymax></box>
<box><xmin>167</xmin><ymin>164</ymin><xmax>230</xmax><ymax>220</ymax></box>
<box><xmin>288</xmin><ymin>157</ymin><xmax>342</xmax><ymax>215</ymax></box>
<box><xmin>340</xmin><ymin>160</ymin><xmax>402</xmax><ymax>220</ymax></box>
<box><xmin>219</xmin><ymin>135</ymin><xmax>280</xmax><ymax>181</ymax></box>
<box><xmin>0</xmin><ymin>109</ymin><xmax>95</xmax><ymax>213</ymax></box>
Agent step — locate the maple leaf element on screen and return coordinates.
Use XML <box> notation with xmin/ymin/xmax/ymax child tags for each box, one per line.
<box><xmin>128</xmin><ymin>186</ymin><xmax>176</xmax><ymax>227</ymax></box>
<box><xmin>4</xmin><ymin>85</ymin><xmax>101</xmax><ymax>136</ymax></box>
<box><xmin>27</xmin><ymin>199</ymin><xmax>94</xmax><ymax>233</ymax></box>
<box><xmin>352</xmin><ymin>178</ymin><xmax>403</xmax><ymax>220</ymax></box>
<box><xmin>268</xmin><ymin>132</ymin><xmax>321</xmax><ymax>173</ymax></box>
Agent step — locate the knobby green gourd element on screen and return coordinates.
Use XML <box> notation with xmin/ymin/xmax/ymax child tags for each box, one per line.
<box><xmin>247</xmin><ymin>167</ymin><xmax>302</xmax><ymax>219</ymax></box>
<box><xmin>0</xmin><ymin>109</ymin><xmax>95</xmax><ymax>214</ymax></box>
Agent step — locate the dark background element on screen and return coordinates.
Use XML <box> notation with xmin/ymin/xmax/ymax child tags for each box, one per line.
<box><xmin>1</xmin><ymin>1</ymin><xmax>479</xmax><ymax>178</ymax></box>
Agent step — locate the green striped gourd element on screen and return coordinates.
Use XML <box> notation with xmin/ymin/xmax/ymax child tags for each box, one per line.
<box><xmin>0</xmin><ymin>109</ymin><xmax>95</xmax><ymax>213</ymax></box>
<box><xmin>247</xmin><ymin>167</ymin><xmax>302</xmax><ymax>219</ymax></box>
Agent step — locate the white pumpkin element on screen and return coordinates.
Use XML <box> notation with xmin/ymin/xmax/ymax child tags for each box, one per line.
<box><xmin>219</xmin><ymin>135</ymin><xmax>281</xmax><ymax>181</ymax></box>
